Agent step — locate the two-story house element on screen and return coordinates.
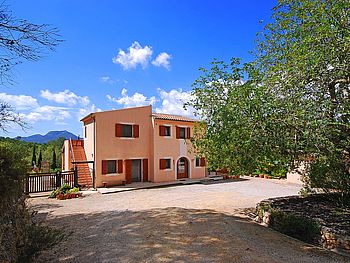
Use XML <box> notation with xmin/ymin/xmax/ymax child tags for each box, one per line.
<box><xmin>62</xmin><ymin>105</ymin><xmax>206</xmax><ymax>188</ymax></box>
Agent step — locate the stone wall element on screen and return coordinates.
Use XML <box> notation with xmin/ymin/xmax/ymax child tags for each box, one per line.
<box><xmin>256</xmin><ymin>195</ymin><xmax>350</xmax><ymax>255</ymax></box>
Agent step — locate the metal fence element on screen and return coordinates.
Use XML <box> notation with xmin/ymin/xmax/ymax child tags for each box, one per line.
<box><xmin>25</xmin><ymin>170</ymin><xmax>78</xmax><ymax>194</ymax></box>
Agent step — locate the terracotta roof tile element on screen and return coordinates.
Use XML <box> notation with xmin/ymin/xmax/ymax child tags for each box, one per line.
<box><xmin>152</xmin><ymin>113</ymin><xmax>198</xmax><ymax>123</ymax></box>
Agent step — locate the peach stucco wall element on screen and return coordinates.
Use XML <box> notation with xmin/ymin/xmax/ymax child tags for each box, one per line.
<box><xmin>84</xmin><ymin>120</ymin><xmax>95</xmax><ymax>172</ymax></box>
<box><xmin>79</xmin><ymin>105</ymin><xmax>206</xmax><ymax>187</ymax></box>
<box><xmin>153</xmin><ymin>119</ymin><xmax>206</xmax><ymax>182</ymax></box>
<box><xmin>94</xmin><ymin>106</ymin><xmax>152</xmax><ymax>187</ymax></box>
<box><xmin>63</xmin><ymin>140</ymin><xmax>71</xmax><ymax>171</ymax></box>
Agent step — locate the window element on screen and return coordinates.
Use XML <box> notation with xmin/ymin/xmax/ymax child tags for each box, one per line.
<box><xmin>108</xmin><ymin>160</ymin><xmax>116</xmax><ymax>173</ymax></box>
<box><xmin>195</xmin><ymin>157</ymin><xmax>206</xmax><ymax>167</ymax></box>
<box><xmin>179</xmin><ymin>128</ymin><xmax>186</xmax><ymax>139</ymax></box>
<box><xmin>84</xmin><ymin>126</ymin><xmax>87</xmax><ymax>138</ymax></box>
<box><xmin>176</xmin><ymin>126</ymin><xmax>190</xmax><ymax>139</ymax></box>
<box><xmin>115</xmin><ymin>124</ymin><xmax>139</xmax><ymax>138</ymax></box>
<box><xmin>195</xmin><ymin>158</ymin><xmax>200</xmax><ymax>167</ymax></box>
<box><xmin>122</xmin><ymin>125</ymin><xmax>132</xmax><ymax>137</ymax></box>
<box><xmin>160</xmin><ymin>158</ymin><xmax>171</xmax><ymax>170</ymax></box>
<box><xmin>102</xmin><ymin>160</ymin><xmax>123</xmax><ymax>174</ymax></box>
<box><xmin>159</xmin><ymin>125</ymin><xmax>171</xmax><ymax>136</ymax></box>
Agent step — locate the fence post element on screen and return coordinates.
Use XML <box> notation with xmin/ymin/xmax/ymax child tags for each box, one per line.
<box><xmin>74</xmin><ymin>166</ymin><xmax>78</xmax><ymax>187</ymax></box>
<box><xmin>25</xmin><ymin>174</ymin><xmax>29</xmax><ymax>195</ymax></box>
<box><xmin>56</xmin><ymin>171</ymin><xmax>61</xmax><ymax>188</ymax></box>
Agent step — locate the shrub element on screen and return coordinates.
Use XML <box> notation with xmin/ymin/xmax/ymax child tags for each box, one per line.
<box><xmin>269</xmin><ymin>210</ymin><xmax>320</xmax><ymax>244</ymax></box>
<box><xmin>18</xmin><ymin>225</ymin><xmax>65</xmax><ymax>262</ymax></box>
<box><xmin>0</xmin><ymin>142</ymin><xmax>64</xmax><ymax>262</ymax></box>
<box><xmin>49</xmin><ymin>185</ymin><xmax>80</xmax><ymax>198</ymax></box>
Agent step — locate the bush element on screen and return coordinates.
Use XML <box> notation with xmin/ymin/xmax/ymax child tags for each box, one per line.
<box><xmin>49</xmin><ymin>185</ymin><xmax>80</xmax><ymax>198</ymax></box>
<box><xmin>0</xmin><ymin>142</ymin><xmax>64</xmax><ymax>262</ymax></box>
<box><xmin>269</xmin><ymin>210</ymin><xmax>320</xmax><ymax>244</ymax></box>
<box><xmin>18</xmin><ymin>225</ymin><xmax>65</xmax><ymax>262</ymax></box>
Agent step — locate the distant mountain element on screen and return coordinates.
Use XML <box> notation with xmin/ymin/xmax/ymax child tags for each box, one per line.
<box><xmin>17</xmin><ymin>130</ymin><xmax>79</xmax><ymax>143</ymax></box>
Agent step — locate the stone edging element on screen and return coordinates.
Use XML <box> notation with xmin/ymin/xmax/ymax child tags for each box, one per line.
<box><xmin>256</xmin><ymin>195</ymin><xmax>350</xmax><ymax>254</ymax></box>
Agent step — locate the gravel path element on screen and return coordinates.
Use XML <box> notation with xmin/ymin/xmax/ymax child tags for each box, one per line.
<box><xmin>30</xmin><ymin>177</ymin><xmax>349</xmax><ymax>262</ymax></box>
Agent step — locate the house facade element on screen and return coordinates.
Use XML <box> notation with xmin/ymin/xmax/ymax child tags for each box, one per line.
<box><xmin>62</xmin><ymin>105</ymin><xmax>206</xmax><ymax>187</ymax></box>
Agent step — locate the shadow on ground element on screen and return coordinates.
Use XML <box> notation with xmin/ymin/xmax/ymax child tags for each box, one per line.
<box><xmin>35</xmin><ymin>207</ymin><xmax>348</xmax><ymax>263</ymax></box>
<box><xmin>201</xmin><ymin>178</ymin><xmax>249</xmax><ymax>185</ymax></box>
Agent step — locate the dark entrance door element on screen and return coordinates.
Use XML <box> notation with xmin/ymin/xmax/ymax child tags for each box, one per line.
<box><xmin>131</xmin><ymin>159</ymin><xmax>141</xmax><ymax>182</ymax></box>
<box><xmin>177</xmin><ymin>157</ymin><xmax>189</xmax><ymax>179</ymax></box>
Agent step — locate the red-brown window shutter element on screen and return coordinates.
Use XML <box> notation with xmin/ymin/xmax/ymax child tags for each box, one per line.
<box><xmin>159</xmin><ymin>125</ymin><xmax>165</xmax><ymax>136</ymax></box>
<box><xmin>102</xmin><ymin>160</ymin><xmax>108</xmax><ymax>174</ymax></box>
<box><xmin>200</xmin><ymin>157</ymin><xmax>206</xmax><ymax>167</ymax></box>
<box><xmin>159</xmin><ymin>159</ymin><xmax>166</xmax><ymax>170</ymax></box>
<box><xmin>176</xmin><ymin>126</ymin><xmax>180</xmax><ymax>139</ymax></box>
<box><xmin>143</xmin><ymin>159</ymin><xmax>148</xmax><ymax>182</ymax></box>
<box><xmin>115</xmin><ymin>123</ymin><xmax>122</xmax><ymax>137</ymax></box>
<box><xmin>186</xmin><ymin>127</ymin><xmax>191</xmax><ymax>139</ymax></box>
<box><xmin>133</xmin><ymin>124</ymin><xmax>139</xmax><ymax>138</ymax></box>
<box><xmin>117</xmin><ymin>160</ymin><xmax>123</xmax><ymax>173</ymax></box>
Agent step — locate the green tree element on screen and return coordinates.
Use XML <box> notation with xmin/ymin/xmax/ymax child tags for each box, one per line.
<box><xmin>255</xmin><ymin>0</ymin><xmax>350</xmax><ymax>199</ymax></box>
<box><xmin>51</xmin><ymin>149</ymin><xmax>57</xmax><ymax>170</ymax></box>
<box><xmin>188</xmin><ymin>0</ymin><xmax>350</xmax><ymax>201</ymax></box>
<box><xmin>31</xmin><ymin>144</ymin><xmax>36</xmax><ymax>168</ymax></box>
<box><xmin>37</xmin><ymin>150</ymin><xmax>42</xmax><ymax>170</ymax></box>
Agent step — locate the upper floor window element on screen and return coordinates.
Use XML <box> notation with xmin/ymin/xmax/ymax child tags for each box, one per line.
<box><xmin>115</xmin><ymin>123</ymin><xmax>139</xmax><ymax>138</ymax></box>
<box><xmin>159</xmin><ymin>125</ymin><xmax>171</xmax><ymax>136</ymax></box>
<box><xmin>84</xmin><ymin>126</ymin><xmax>87</xmax><ymax>138</ymax></box>
<box><xmin>122</xmin><ymin>125</ymin><xmax>132</xmax><ymax>137</ymax></box>
<box><xmin>176</xmin><ymin>126</ymin><xmax>190</xmax><ymax>139</ymax></box>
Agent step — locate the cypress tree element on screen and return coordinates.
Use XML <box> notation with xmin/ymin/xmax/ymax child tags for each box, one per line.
<box><xmin>51</xmin><ymin>149</ymin><xmax>57</xmax><ymax>170</ymax></box>
<box><xmin>37</xmin><ymin>150</ymin><xmax>42</xmax><ymax>170</ymax></box>
<box><xmin>31</xmin><ymin>144</ymin><xmax>36</xmax><ymax>167</ymax></box>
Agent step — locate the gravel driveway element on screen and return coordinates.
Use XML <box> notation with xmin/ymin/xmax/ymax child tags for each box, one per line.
<box><xmin>31</xmin><ymin>177</ymin><xmax>349</xmax><ymax>262</ymax></box>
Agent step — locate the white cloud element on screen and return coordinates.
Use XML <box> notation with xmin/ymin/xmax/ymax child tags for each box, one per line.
<box><xmin>155</xmin><ymin>88</ymin><xmax>194</xmax><ymax>116</ymax></box>
<box><xmin>0</xmin><ymin>93</ymin><xmax>39</xmax><ymax>110</ymax></box>
<box><xmin>100</xmin><ymin>76</ymin><xmax>117</xmax><ymax>85</ymax></box>
<box><xmin>20</xmin><ymin>105</ymin><xmax>71</xmax><ymax>122</ymax></box>
<box><xmin>112</xmin><ymin>41</ymin><xmax>153</xmax><ymax>70</ymax></box>
<box><xmin>107</xmin><ymin>88</ymin><xmax>157</xmax><ymax>108</ymax></box>
<box><xmin>107</xmin><ymin>88</ymin><xmax>195</xmax><ymax>117</ymax></box>
<box><xmin>78</xmin><ymin>104</ymin><xmax>102</xmax><ymax>119</ymax></box>
<box><xmin>152</xmin><ymin>52</ymin><xmax>172</xmax><ymax>70</ymax></box>
<box><xmin>40</xmin><ymin>89</ymin><xmax>90</xmax><ymax>106</ymax></box>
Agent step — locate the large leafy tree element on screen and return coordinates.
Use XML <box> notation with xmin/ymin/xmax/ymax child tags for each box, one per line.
<box><xmin>188</xmin><ymin>0</ymin><xmax>350</xmax><ymax>199</ymax></box>
<box><xmin>256</xmin><ymin>0</ymin><xmax>350</xmax><ymax>197</ymax></box>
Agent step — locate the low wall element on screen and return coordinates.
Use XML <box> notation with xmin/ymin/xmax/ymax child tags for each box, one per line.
<box><xmin>256</xmin><ymin>195</ymin><xmax>350</xmax><ymax>254</ymax></box>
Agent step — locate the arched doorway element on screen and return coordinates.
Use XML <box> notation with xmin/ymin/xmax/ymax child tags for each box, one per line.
<box><xmin>177</xmin><ymin>157</ymin><xmax>189</xmax><ymax>179</ymax></box>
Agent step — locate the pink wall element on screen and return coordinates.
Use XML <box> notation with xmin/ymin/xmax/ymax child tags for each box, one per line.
<box><xmin>153</xmin><ymin>119</ymin><xmax>206</xmax><ymax>182</ymax></box>
<box><xmin>94</xmin><ymin>106</ymin><xmax>152</xmax><ymax>187</ymax></box>
<box><xmin>77</xmin><ymin>105</ymin><xmax>206</xmax><ymax>187</ymax></box>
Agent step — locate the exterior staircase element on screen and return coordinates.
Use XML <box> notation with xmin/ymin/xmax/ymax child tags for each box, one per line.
<box><xmin>70</xmin><ymin>140</ymin><xmax>93</xmax><ymax>188</ymax></box>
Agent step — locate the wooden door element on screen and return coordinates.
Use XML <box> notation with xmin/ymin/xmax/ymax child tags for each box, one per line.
<box><xmin>177</xmin><ymin>157</ymin><xmax>189</xmax><ymax>179</ymax></box>
<box><xmin>143</xmin><ymin>159</ymin><xmax>148</xmax><ymax>182</ymax></box>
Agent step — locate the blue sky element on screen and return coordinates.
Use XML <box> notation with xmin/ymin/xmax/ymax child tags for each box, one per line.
<box><xmin>1</xmin><ymin>0</ymin><xmax>276</xmax><ymax>138</ymax></box>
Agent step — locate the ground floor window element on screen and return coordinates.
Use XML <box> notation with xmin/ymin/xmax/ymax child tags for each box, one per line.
<box><xmin>195</xmin><ymin>157</ymin><xmax>206</xmax><ymax>167</ymax></box>
<box><xmin>102</xmin><ymin>160</ymin><xmax>123</xmax><ymax>174</ymax></box>
<box><xmin>108</xmin><ymin>160</ymin><xmax>116</xmax><ymax>173</ymax></box>
<box><xmin>160</xmin><ymin>158</ymin><xmax>171</xmax><ymax>170</ymax></box>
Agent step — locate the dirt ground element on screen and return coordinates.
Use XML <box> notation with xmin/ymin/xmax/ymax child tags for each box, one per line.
<box><xmin>30</xmin><ymin>177</ymin><xmax>349</xmax><ymax>263</ymax></box>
